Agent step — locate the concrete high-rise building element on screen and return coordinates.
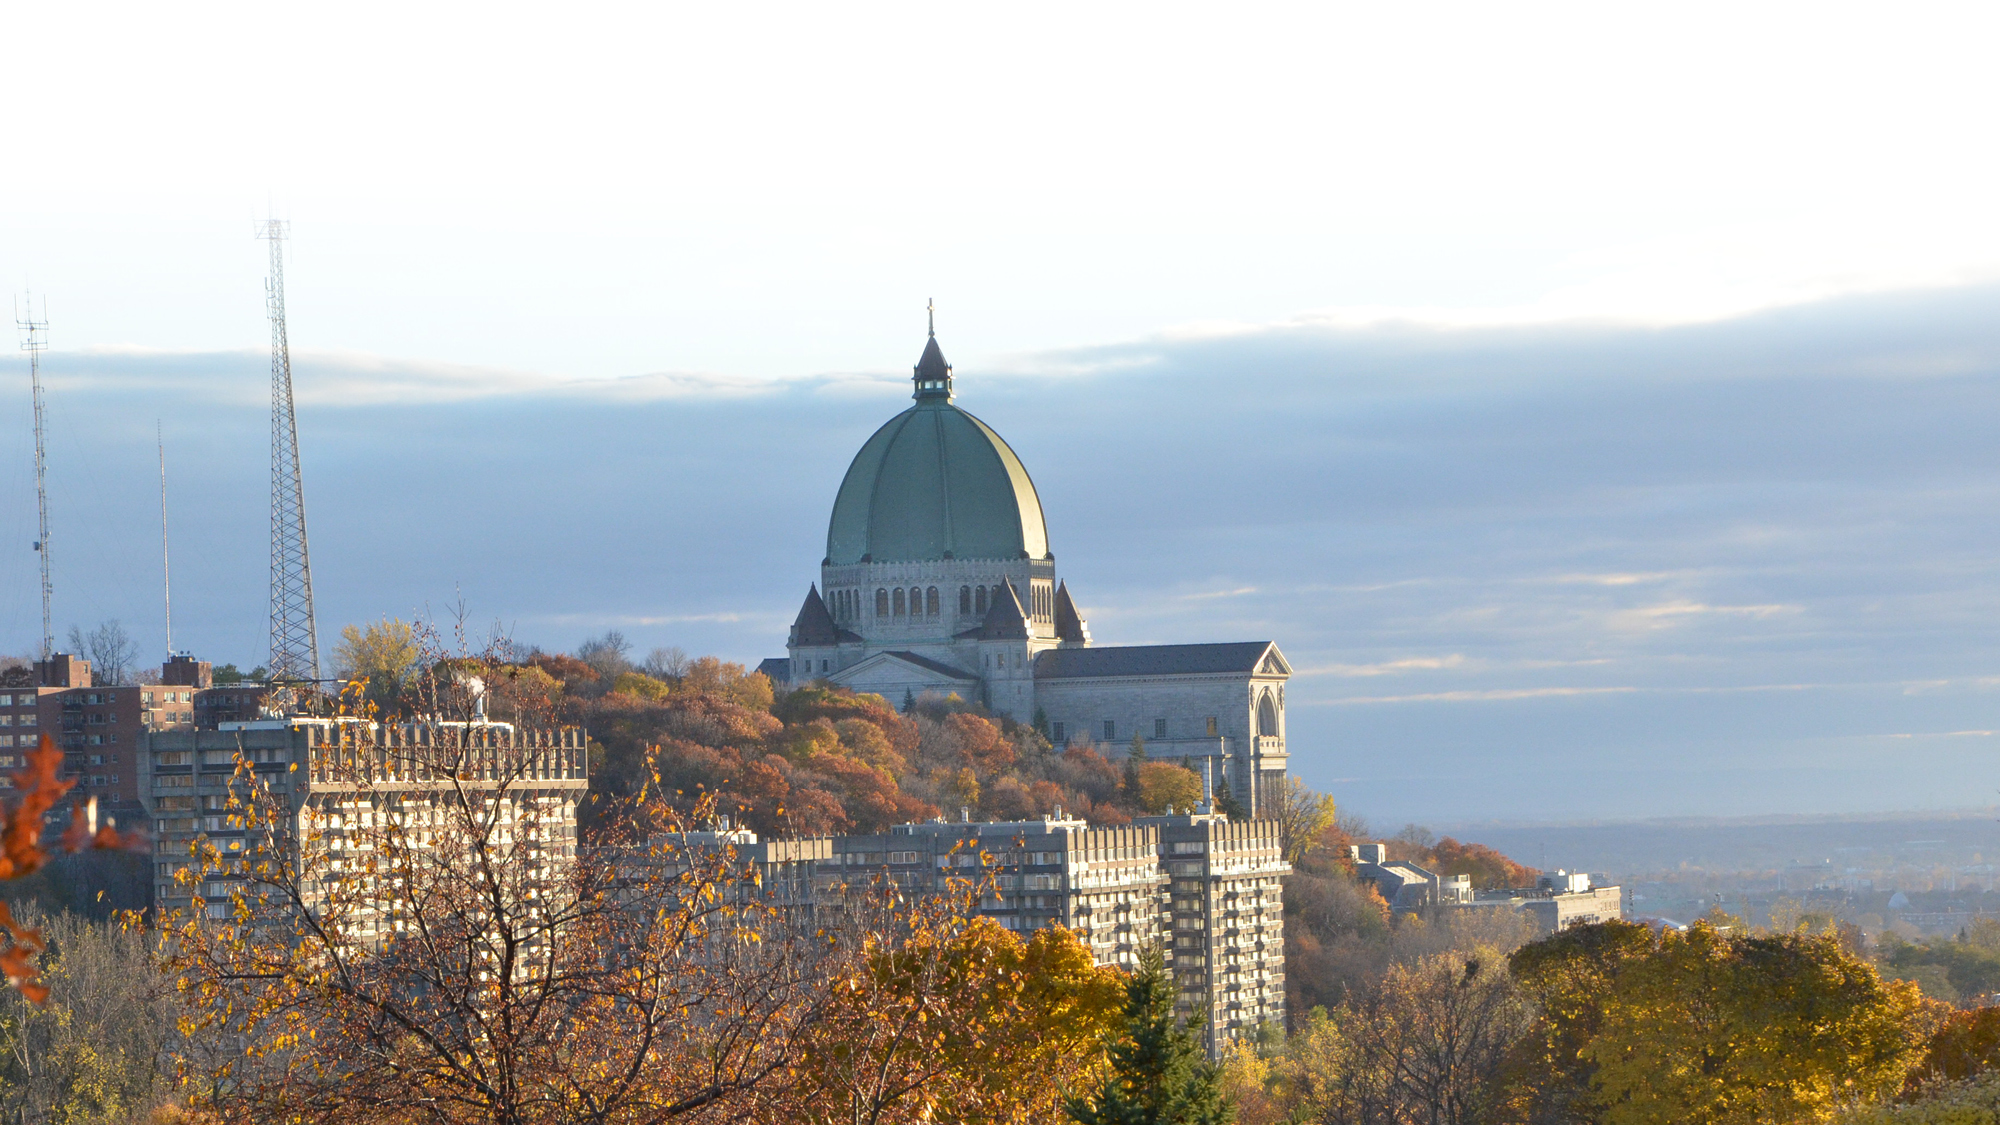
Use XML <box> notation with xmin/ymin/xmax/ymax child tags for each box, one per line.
<box><xmin>143</xmin><ymin>719</ymin><xmax>587</xmax><ymax>925</ymax></box>
<box><xmin>1142</xmin><ymin>813</ymin><xmax>1290</xmax><ymax>1044</ymax></box>
<box><xmin>673</xmin><ymin>809</ymin><xmax>1290</xmax><ymax>1055</ymax></box>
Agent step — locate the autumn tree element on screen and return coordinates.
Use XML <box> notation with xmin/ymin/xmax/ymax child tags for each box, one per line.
<box><xmin>1282</xmin><ymin>949</ymin><xmax>1528</xmax><ymax>1125</ymax></box>
<box><xmin>1136</xmin><ymin>762</ymin><xmax>1203</xmax><ymax>816</ymax></box>
<box><xmin>1510</xmin><ymin>920</ymin><xmax>1927</xmax><ymax>1125</ymax></box>
<box><xmin>0</xmin><ymin>908</ymin><xmax>179</xmax><ymax>1122</ymax></box>
<box><xmin>333</xmin><ymin>616</ymin><xmax>423</xmax><ymax>714</ymax></box>
<box><xmin>1066</xmin><ymin>944</ymin><xmax>1232</xmax><ymax>1125</ymax></box>
<box><xmin>1905</xmin><ymin>1005</ymin><xmax>2000</xmax><ymax>1090</ymax></box>
<box><xmin>1265</xmin><ymin>778</ymin><xmax>1336</xmax><ymax>864</ymax></box>
<box><xmin>796</xmin><ymin>880</ymin><xmax>1124</xmax><ymax>1124</ymax></box>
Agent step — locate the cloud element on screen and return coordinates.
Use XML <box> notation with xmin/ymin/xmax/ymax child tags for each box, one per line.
<box><xmin>1299</xmin><ymin>655</ymin><xmax>1470</xmax><ymax>678</ymax></box>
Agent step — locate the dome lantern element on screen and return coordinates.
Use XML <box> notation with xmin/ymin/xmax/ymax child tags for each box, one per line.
<box><xmin>913</xmin><ymin>298</ymin><xmax>952</xmax><ymax>401</ymax></box>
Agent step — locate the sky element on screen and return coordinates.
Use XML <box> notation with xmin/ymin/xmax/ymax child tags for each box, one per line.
<box><xmin>4</xmin><ymin>3</ymin><xmax>2000</xmax><ymax>826</ymax></box>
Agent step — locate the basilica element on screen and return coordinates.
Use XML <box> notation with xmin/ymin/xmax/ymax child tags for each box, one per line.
<box><xmin>762</xmin><ymin>323</ymin><xmax>1291</xmax><ymax>814</ymax></box>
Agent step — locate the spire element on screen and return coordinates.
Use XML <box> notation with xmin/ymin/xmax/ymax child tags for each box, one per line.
<box><xmin>789</xmin><ymin>584</ymin><xmax>857</xmax><ymax>647</ymax></box>
<box><xmin>977</xmin><ymin>579</ymin><xmax>1030</xmax><ymax>640</ymax></box>
<box><xmin>1053</xmin><ymin>581</ymin><xmax>1091</xmax><ymax>644</ymax></box>
<box><xmin>913</xmin><ymin>300</ymin><xmax>953</xmax><ymax>402</ymax></box>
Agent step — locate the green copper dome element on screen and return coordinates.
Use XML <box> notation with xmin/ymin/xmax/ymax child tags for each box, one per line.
<box><xmin>825</xmin><ymin>334</ymin><xmax>1050</xmax><ymax>566</ymax></box>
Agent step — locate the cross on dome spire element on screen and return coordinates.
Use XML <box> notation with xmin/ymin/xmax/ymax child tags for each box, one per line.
<box><xmin>913</xmin><ymin>300</ymin><xmax>953</xmax><ymax>402</ymax></box>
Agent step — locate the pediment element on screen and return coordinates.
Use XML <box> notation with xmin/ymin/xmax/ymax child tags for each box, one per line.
<box><xmin>830</xmin><ymin>651</ymin><xmax>978</xmax><ymax>692</ymax></box>
<box><xmin>1257</xmin><ymin>644</ymin><xmax>1292</xmax><ymax>677</ymax></box>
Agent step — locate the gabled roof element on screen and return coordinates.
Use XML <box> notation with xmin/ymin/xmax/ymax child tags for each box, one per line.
<box><xmin>1033</xmin><ymin>641</ymin><xmax>1289</xmax><ymax>680</ymax></box>
<box><xmin>879</xmin><ymin>651</ymin><xmax>980</xmax><ymax>681</ymax></box>
<box><xmin>830</xmin><ymin>649</ymin><xmax>980</xmax><ymax>687</ymax></box>
<box><xmin>788</xmin><ymin>585</ymin><xmax>861</xmax><ymax>647</ymax></box>
<box><xmin>1053</xmin><ymin>581</ymin><xmax>1089</xmax><ymax>644</ymax></box>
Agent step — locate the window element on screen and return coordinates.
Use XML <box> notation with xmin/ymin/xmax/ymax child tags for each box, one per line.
<box><xmin>1155</xmin><ymin>718</ymin><xmax>1168</xmax><ymax>739</ymax></box>
<box><xmin>960</xmin><ymin>586</ymin><xmax>971</xmax><ymax>614</ymax></box>
<box><xmin>0</xmin><ymin>695</ymin><xmax>10</xmax><ymax>706</ymax></box>
<box><xmin>1051</xmin><ymin>721</ymin><xmax>1066</xmax><ymax>744</ymax></box>
<box><xmin>1206</xmin><ymin>716</ymin><xmax>1218</xmax><ymax>737</ymax></box>
<box><xmin>926</xmin><ymin>587</ymin><xmax>939</xmax><ymax>616</ymax></box>
<box><xmin>909</xmin><ymin>587</ymin><xmax>921</xmax><ymax>614</ymax></box>
<box><xmin>975</xmin><ymin>586</ymin><xmax>988</xmax><ymax>614</ymax></box>
<box><xmin>1103</xmin><ymin>720</ymin><xmax>1115</xmax><ymax>740</ymax></box>
<box><xmin>893</xmin><ymin>588</ymin><xmax>905</xmax><ymax>616</ymax></box>
<box><xmin>876</xmin><ymin>589</ymin><xmax>889</xmax><ymax>616</ymax></box>
<box><xmin>819</xmin><ymin>659</ymin><xmax>829</xmax><ymax>673</ymax></box>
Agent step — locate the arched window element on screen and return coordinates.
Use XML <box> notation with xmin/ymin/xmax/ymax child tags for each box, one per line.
<box><xmin>892</xmin><ymin>588</ymin><xmax>905</xmax><ymax>616</ymax></box>
<box><xmin>959</xmin><ymin>586</ymin><xmax>972</xmax><ymax>614</ymax></box>
<box><xmin>926</xmin><ymin>587</ymin><xmax>939</xmax><ymax>616</ymax></box>
<box><xmin>909</xmin><ymin>588</ymin><xmax>922</xmax><ymax>616</ymax></box>
<box><xmin>876</xmin><ymin>589</ymin><xmax>889</xmax><ymax>616</ymax></box>
<box><xmin>1257</xmin><ymin>692</ymin><xmax>1279</xmax><ymax>737</ymax></box>
<box><xmin>975</xmin><ymin>586</ymin><xmax>988</xmax><ymax>614</ymax></box>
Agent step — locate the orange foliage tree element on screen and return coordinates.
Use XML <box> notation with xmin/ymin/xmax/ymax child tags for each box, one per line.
<box><xmin>0</xmin><ymin>734</ymin><xmax>144</xmax><ymax>1003</ymax></box>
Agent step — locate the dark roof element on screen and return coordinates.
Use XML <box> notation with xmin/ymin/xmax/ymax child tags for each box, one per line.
<box><xmin>974</xmin><ymin>579</ymin><xmax>1030</xmax><ymax>640</ymax></box>
<box><xmin>879</xmin><ymin>651</ymin><xmax>980</xmax><ymax>681</ymax></box>
<box><xmin>756</xmin><ymin>658</ymin><xmax>793</xmax><ymax>685</ymax></box>
<box><xmin>789</xmin><ymin>585</ymin><xmax>861</xmax><ymax>647</ymax></box>
<box><xmin>1033</xmin><ymin>642</ymin><xmax>1282</xmax><ymax>679</ymax></box>
<box><xmin>1053</xmin><ymin>581</ymin><xmax>1088</xmax><ymax>643</ymax></box>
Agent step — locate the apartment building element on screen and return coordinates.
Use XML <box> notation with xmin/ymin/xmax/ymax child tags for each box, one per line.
<box><xmin>826</xmin><ymin>815</ymin><xmax>1171</xmax><ymax>968</ymax></box>
<box><xmin>1142</xmin><ymin>812</ymin><xmax>1290</xmax><ymax>1046</ymax></box>
<box><xmin>143</xmin><ymin>718</ymin><xmax>587</xmax><ymax>924</ymax></box>
<box><xmin>664</xmin><ymin>808</ymin><xmax>1289</xmax><ymax>1054</ymax></box>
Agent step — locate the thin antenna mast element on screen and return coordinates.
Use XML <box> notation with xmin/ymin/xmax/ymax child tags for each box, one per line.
<box><xmin>257</xmin><ymin>220</ymin><xmax>321</xmax><ymax>684</ymax></box>
<box><xmin>158</xmin><ymin>420</ymin><xmax>172</xmax><ymax>659</ymax></box>
<box><xmin>15</xmin><ymin>293</ymin><xmax>52</xmax><ymax>660</ymax></box>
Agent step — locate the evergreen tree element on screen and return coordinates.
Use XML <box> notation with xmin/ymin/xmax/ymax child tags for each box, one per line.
<box><xmin>1213</xmin><ymin>776</ymin><xmax>1247</xmax><ymax>820</ymax></box>
<box><xmin>1123</xmin><ymin>734</ymin><xmax>1149</xmax><ymax>800</ymax></box>
<box><xmin>1066</xmin><ymin>944</ymin><xmax>1233</xmax><ymax>1125</ymax></box>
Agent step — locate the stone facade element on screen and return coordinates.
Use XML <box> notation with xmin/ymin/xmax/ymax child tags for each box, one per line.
<box><xmin>776</xmin><ymin>327</ymin><xmax>1294</xmax><ymax>815</ymax></box>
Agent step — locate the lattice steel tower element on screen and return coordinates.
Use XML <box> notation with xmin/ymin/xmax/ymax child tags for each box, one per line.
<box><xmin>15</xmin><ymin>293</ymin><xmax>51</xmax><ymax>660</ymax></box>
<box><xmin>258</xmin><ymin>221</ymin><xmax>321</xmax><ymax>683</ymax></box>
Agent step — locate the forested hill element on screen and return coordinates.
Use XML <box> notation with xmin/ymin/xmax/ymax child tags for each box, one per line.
<box><xmin>520</xmin><ymin>653</ymin><xmax>1226</xmax><ymax>837</ymax></box>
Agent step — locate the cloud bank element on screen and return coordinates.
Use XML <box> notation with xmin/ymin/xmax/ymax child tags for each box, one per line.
<box><xmin>6</xmin><ymin>285</ymin><xmax>2000</xmax><ymax>824</ymax></box>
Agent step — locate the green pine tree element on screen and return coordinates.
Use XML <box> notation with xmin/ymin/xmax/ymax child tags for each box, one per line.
<box><xmin>1213</xmin><ymin>776</ymin><xmax>1247</xmax><ymax>820</ymax></box>
<box><xmin>1065</xmin><ymin>944</ymin><xmax>1234</xmax><ymax>1125</ymax></box>
<box><xmin>1123</xmin><ymin>734</ymin><xmax>1149</xmax><ymax>801</ymax></box>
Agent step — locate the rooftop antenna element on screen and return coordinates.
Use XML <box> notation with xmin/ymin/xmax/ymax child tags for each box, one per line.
<box><xmin>15</xmin><ymin>293</ymin><xmax>52</xmax><ymax>660</ymax></box>
<box><xmin>257</xmin><ymin>220</ymin><xmax>321</xmax><ymax>684</ymax></box>
<box><xmin>158</xmin><ymin>420</ymin><xmax>172</xmax><ymax>659</ymax></box>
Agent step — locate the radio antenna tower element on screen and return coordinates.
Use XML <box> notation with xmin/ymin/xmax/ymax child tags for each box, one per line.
<box><xmin>258</xmin><ymin>220</ymin><xmax>321</xmax><ymax>684</ymax></box>
<box><xmin>15</xmin><ymin>293</ymin><xmax>52</xmax><ymax>660</ymax></box>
